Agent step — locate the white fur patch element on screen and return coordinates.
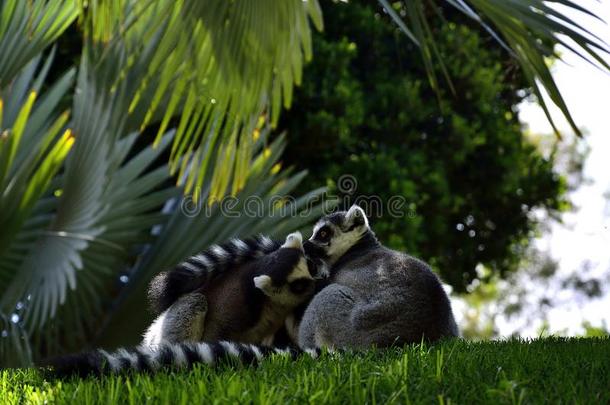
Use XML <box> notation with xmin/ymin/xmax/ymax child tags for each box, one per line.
<box><xmin>136</xmin><ymin>346</ymin><xmax>159</xmax><ymax>370</ymax></box>
<box><xmin>346</xmin><ymin>205</ymin><xmax>369</xmax><ymax>228</ymax></box>
<box><xmin>220</xmin><ymin>341</ymin><xmax>240</xmax><ymax>357</ymax></box>
<box><xmin>192</xmin><ymin>254</ymin><xmax>212</xmax><ymax>268</ymax></box>
<box><xmin>142</xmin><ymin>310</ymin><xmax>168</xmax><ymax>347</ymax></box>
<box><xmin>232</xmin><ymin>238</ymin><xmax>249</xmax><ymax>253</ymax></box>
<box><xmin>326</xmin><ymin>230</ymin><xmax>364</xmax><ymax>264</ymax></box>
<box><xmin>311</xmin><ymin>221</ymin><xmax>325</xmax><ymax>237</ymax></box>
<box><xmin>195</xmin><ymin>343</ymin><xmax>214</xmax><ymax>365</ymax></box>
<box><xmin>281</xmin><ymin>231</ymin><xmax>303</xmax><ymax>250</ymax></box>
<box><xmin>181</xmin><ymin>261</ymin><xmax>201</xmax><ymax>273</ymax></box>
<box><xmin>261</xmin><ymin>235</ymin><xmax>275</xmax><ymax>249</ymax></box>
<box><xmin>250</xmin><ymin>345</ymin><xmax>263</xmax><ymax>360</ymax></box>
<box><xmin>212</xmin><ymin>245</ymin><xmax>228</xmax><ymax>258</ymax></box>
<box><xmin>117</xmin><ymin>348</ymin><xmax>138</xmax><ymax>368</ymax></box>
<box><xmin>99</xmin><ymin>350</ymin><xmax>121</xmax><ymax>372</ymax></box>
<box><xmin>136</xmin><ymin>343</ymin><xmax>160</xmax><ymax>370</ymax></box>
<box><xmin>253</xmin><ymin>275</ymin><xmax>272</xmax><ymax>290</ymax></box>
<box><xmin>171</xmin><ymin>345</ymin><xmax>188</xmax><ymax>367</ymax></box>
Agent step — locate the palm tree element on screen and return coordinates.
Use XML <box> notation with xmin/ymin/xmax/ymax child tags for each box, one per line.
<box><xmin>0</xmin><ymin>0</ymin><xmax>607</xmax><ymax>366</ymax></box>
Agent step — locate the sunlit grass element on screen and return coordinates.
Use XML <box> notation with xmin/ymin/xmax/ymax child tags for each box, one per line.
<box><xmin>1</xmin><ymin>337</ymin><xmax>608</xmax><ymax>404</ymax></box>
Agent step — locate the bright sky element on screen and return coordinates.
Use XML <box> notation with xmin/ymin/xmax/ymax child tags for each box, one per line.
<box><xmin>501</xmin><ymin>0</ymin><xmax>610</xmax><ymax>336</ymax></box>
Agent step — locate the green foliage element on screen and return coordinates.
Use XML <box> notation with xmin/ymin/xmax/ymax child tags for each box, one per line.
<box><xmin>383</xmin><ymin>0</ymin><xmax>610</xmax><ymax>138</ymax></box>
<box><xmin>72</xmin><ymin>0</ymin><xmax>323</xmax><ymax>196</ymax></box>
<box><xmin>582</xmin><ymin>322</ymin><xmax>609</xmax><ymax>338</ymax></box>
<box><xmin>2</xmin><ymin>338</ymin><xmax>609</xmax><ymax>403</ymax></box>
<box><xmin>280</xmin><ymin>1</ymin><xmax>566</xmax><ymax>291</ymax></box>
<box><xmin>0</xmin><ymin>0</ymin><xmax>326</xmax><ymax>366</ymax></box>
<box><xmin>0</xmin><ymin>0</ymin><xmax>78</xmax><ymax>87</ymax></box>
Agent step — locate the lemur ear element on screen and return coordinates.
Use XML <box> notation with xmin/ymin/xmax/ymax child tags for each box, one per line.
<box><xmin>346</xmin><ymin>205</ymin><xmax>369</xmax><ymax>229</ymax></box>
<box><xmin>253</xmin><ymin>275</ymin><xmax>272</xmax><ymax>290</ymax></box>
<box><xmin>281</xmin><ymin>231</ymin><xmax>304</xmax><ymax>251</ymax></box>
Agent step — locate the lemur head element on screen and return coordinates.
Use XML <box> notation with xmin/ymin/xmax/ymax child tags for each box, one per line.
<box><xmin>252</xmin><ymin>232</ymin><xmax>316</xmax><ymax>306</ymax></box>
<box><xmin>304</xmin><ymin>205</ymin><xmax>371</xmax><ymax>265</ymax></box>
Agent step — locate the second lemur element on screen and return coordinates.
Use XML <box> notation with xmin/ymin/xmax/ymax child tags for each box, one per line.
<box><xmin>143</xmin><ymin>232</ymin><xmax>316</xmax><ymax>347</ymax></box>
<box><xmin>299</xmin><ymin>205</ymin><xmax>459</xmax><ymax>349</ymax></box>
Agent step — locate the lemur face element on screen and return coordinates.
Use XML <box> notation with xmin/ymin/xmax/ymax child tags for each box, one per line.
<box><xmin>304</xmin><ymin>205</ymin><xmax>370</xmax><ymax>265</ymax></box>
<box><xmin>253</xmin><ymin>232</ymin><xmax>315</xmax><ymax>306</ymax></box>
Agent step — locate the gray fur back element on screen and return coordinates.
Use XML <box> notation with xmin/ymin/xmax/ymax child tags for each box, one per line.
<box><xmin>299</xmin><ymin>244</ymin><xmax>458</xmax><ymax>349</ymax></box>
<box><xmin>336</xmin><ymin>246</ymin><xmax>458</xmax><ymax>341</ymax></box>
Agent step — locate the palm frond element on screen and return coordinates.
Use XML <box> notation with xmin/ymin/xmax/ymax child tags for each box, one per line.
<box><xmin>0</xmin><ymin>52</ymin><xmax>75</xmax><ymax>288</ymax></box>
<box><xmin>0</xmin><ymin>48</ymin><xmax>75</xmax><ymax>367</ymax></box>
<box><xmin>77</xmin><ymin>0</ymin><xmax>323</xmax><ymax>196</ymax></box>
<box><xmin>0</xmin><ymin>33</ymin><xmax>185</xmax><ymax>328</ymax></box>
<box><xmin>0</xmin><ymin>0</ymin><xmax>78</xmax><ymax>87</ymax></box>
<box><xmin>382</xmin><ymin>0</ymin><xmax>610</xmax><ymax>136</ymax></box>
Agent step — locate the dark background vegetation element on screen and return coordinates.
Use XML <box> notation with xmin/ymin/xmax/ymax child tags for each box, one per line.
<box><xmin>278</xmin><ymin>0</ymin><xmax>565</xmax><ymax>292</ymax></box>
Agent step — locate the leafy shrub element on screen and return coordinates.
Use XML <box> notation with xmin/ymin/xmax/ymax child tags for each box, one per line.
<box><xmin>279</xmin><ymin>1</ymin><xmax>566</xmax><ymax>291</ymax></box>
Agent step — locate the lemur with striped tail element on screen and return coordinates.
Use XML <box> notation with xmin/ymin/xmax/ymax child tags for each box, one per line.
<box><xmin>142</xmin><ymin>232</ymin><xmax>317</xmax><ymax>347</ymax></box>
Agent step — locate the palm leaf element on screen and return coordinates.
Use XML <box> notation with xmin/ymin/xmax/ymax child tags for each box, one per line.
<box><xmin>0</xmin><ymin>0</ymin><xmax>78</xmax><ymax>87</ymax></box>
<box><xmin>0</xmin><ymin>52</ymin><xmax>75</xmax><ymax>292</ymax></box>
<box><xmin>0</xmin><ymin>26</ymin><xmax>188</xmax><ymax>328</ymax></box>
<box><xmin>77</xmin><ymin>0</ymin><xmax>323</xmax><ymax>196</ymax></box>
<box><xmin>381</xmin><ymin>0</ymin><xmax>610</xmax><ymax>137</ymax></box>
<box><xmin>0</xmin><ymin>49</ymin><xmax>75</xmax><ymax>366</ymax></box>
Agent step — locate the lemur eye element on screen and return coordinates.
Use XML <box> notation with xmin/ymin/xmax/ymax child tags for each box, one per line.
<box><xmin>315</xmin><ymin>226</ymin><xmax>332</xmax><ymax>242</ymax></box>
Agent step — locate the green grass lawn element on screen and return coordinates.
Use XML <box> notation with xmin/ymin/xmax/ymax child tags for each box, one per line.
<box><xmin>1</xmin><ymin>338</ymin><xmax>608</xmax><ymax>404</ymax></box>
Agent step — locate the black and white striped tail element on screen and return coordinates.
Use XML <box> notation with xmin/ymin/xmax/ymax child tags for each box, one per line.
<box><xmin>148</xmin><ymin>235</ymin><xmax>281</xmax><ymax>315</ymax></box>
<box><xmin>43</xmin><ymin>341</ymin><xmax>320</xmax><ymax>378</ymax></box>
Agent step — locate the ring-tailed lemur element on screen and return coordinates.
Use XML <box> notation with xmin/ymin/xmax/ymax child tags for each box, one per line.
<box><xmin>147</xmin><ymin>232</ymin><xmax>329</xmax><ymax>345</ymax></box>
<box><xmin>148</xmin><ymin>234</ymin><xmax>282</xmax><ymax>316</ymax></box>
<box><xmin>42</xmin><ymin>233</ymin><xmax>320</xmax><ymax>377</ymax></box>
<box><xmin>298</xmin><ymin>205</ymin><xmax>459</xmax><ymax>349</ymax></box>
<box><xmin>142</xmin><ymin>232</ymin><xmax>316</xmax><ymax>347</ymax></box>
